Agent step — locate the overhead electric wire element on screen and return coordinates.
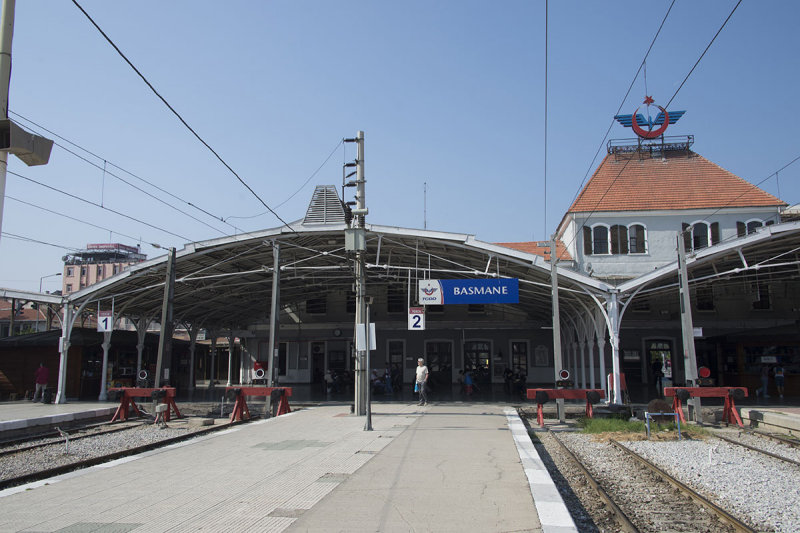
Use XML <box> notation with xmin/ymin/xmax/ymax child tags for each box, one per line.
<box><xmin>557</xmin><ymin>0</ymin><xmax>741</xmax><ymax>261</ymax></box>
<box><xmin>687</xmin><ymin>153</ymin><xmax>800</xmax><ymax>241</ymax></box>
<box><xmin>1</xmin><ymin>232</ymin><xmax>82</xmax><ymax>252</ymax></box>
<box><xmin>565</xmin><ymin>0</ymin><xmax>676</xmax><ymax>216</ymax></box>
<box><xmin>5</xmin><ymin>195</ymin><xmax>144</xmax><ymax>244</ymax></box>
<box><xmin>71</xmin><ymin>0</ymin><xmax>296</xmax><ymax>233</ymax></box>
<box><xmin>9</xmin><ymin>111</ymin><xmax>239</xmax><ymax>235</ymax></box>
<box><xmin>664</xmin><ymin>0</ymin><xmax>742</xmax><ymax>109</ymax></box>
<box><xmin>225</xmin><ymin>138</ymin><xmax>344</xmax><ymax>220</ymax></box>
<box><xmin>8</xmin><ymin>170</ymin><xmax>191</xmax><ymax>241</ymax></box>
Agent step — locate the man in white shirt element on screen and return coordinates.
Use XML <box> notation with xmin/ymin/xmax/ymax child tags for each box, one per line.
<box><xmin>416</xmin><ymin>358</ymin><xmax>429</xmax><ymax>406</ymax></box>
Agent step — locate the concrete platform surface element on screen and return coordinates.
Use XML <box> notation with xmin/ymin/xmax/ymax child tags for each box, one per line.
<box><xmin>0</xmin><ymin>403</ymin><xmax>575</xmax><ymax>533</ymax></box>
<box><xmin>0</xmin><ymin>401</ymin><xmax>117</xmax><ymax>436</ymax></box>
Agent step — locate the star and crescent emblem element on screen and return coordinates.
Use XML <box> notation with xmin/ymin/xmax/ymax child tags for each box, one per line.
<box><xmin>614</xmin><ymin>96</ymin><xmax>685</xmax><ymax>139</ymax></box>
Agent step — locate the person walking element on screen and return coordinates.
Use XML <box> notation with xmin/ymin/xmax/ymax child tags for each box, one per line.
<box><xmin>415</xmin><ymin>358</ymin><xmax>429</xmax><ymax>406</ymax></box>
<box><xmin>756</xmin><ymin>365</ymin><xmax>770</xmax><ymax>399</ymax></box>
<box><xmin>32</xmin><ymin>363</ymin><xmax>49</xmax><ymax>402</ymax></box>
<box><xmin>774</xmin><ymin>365</ymin><xmax>785</xmax><ymax>399</ymax></box>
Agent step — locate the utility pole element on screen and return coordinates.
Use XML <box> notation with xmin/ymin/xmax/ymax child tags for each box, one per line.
<box><xmin>267</xmin><ymin>242</ymin><xmax>280</xmax><ymax>387</ymax></box>
<box><xmin>154</xmin><ymin>247</ymin><xmax>176</xmax><ymax>388</ymax></box>
<box><xmin>345</xmin><ymin>131</ymin><xmax>367</xmax><ymax>416</ymax></box>
<box><xmin>0</xmin><ymin>0</ymin><xmax>14</xmax><ymax>245</ymax></box>
<box><xmin>550</xmin><ymin>236</ymin><xmax>565</xmax><ymax>422</ymax></box>
<box><xmin>677</xmin><ymin>233</ymin><xmax>702</xmax><ymax>423</ymax></box>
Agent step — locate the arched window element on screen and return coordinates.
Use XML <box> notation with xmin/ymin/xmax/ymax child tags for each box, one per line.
<box><xmin>737</xmin><ymin>221</ymin><xmax>747</xmax><ymax>237</ymax></box>
<box><xmin>692</xmin><ymin>222</ymin><xmax>709</xmax><ymax>250</ymax></box>
<box><xmin>628</xmin><ymin>224</ymin><xmax>647</xmax><ymax>254</ymax></box>
<box><xmin>746</xmin><ymin>220</ymin><xmax>763</xmax><ymax>234</ymax></box>
<box><xmin>682</xmin><ymin>221</ymin><xmax>716</xmax><ymax>251</ymax></box>
<box><xmin>592</xmin><ymin>225</ymin><xmax>609</xmax><ymax>254</ymax></box>
<box><xmin>610</xmin><ymin>225</ymin><xmax>628</xmax><ymax>254</ymax></box>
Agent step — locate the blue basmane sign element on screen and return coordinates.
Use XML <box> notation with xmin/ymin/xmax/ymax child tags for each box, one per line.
<box><xmin>418</xmin><ymin>278</ymin><xmax>519</xmax><ymax>305</ymax></box>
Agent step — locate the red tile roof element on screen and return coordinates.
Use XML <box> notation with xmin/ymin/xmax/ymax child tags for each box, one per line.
<box><xmin>495</xmin><ymin>241</ymin><xmax>572</xmax><ymax>262</ymax></box>
<box><xmin>568</xmin><ymin>151</ymin><xmax>786</xmax><ymax>213</ymax></box>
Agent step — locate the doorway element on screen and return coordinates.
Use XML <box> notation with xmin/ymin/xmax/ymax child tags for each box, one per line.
<box><xmin>464</xmin><ymin>340</ymin><xmax>491</xmax><ymax>386</ymax></box>
<box><xmin>424</xmin><ymin>341</ymin><xmax>453</xmax><ymax>392</ymax></box>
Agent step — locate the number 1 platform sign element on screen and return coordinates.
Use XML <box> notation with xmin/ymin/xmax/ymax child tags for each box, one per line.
<box><xmin>408</xmin><ymin>307</ymin><xmax>425</xmax><ymax>331</ymax></box>
<box><xmin>97</xmin><ymin>310</ymin><xmax>113</xmax><ymax>332</ymax></box>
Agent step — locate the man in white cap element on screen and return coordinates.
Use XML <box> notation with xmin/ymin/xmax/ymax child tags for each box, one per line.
<box><xmin>416</xmin><ymin>358</ymin><xmax>429</xmax><ymax>406</ymax></box>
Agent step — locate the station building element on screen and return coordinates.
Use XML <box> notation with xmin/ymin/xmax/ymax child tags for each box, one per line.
<box><xmin>1</xmin><ymin>132</ymin><xmax>799</xmax><ymax>405</ymax></box>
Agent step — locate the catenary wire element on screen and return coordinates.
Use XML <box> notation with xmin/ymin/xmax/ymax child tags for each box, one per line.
<box><xmin>225</xmin><ymin>138</ymin><xmax>344</xmax><ymax>220</ymax></box>
<box><xmin>557</xmin><ymin>0</ymin><xmax>741</xmax><ymax>261</ymax></box>
<box><xmin>564</xmin><ymin>0</ymin><xmax>676</xmax><ymax>218</ymax></box>
<box><xmin>71</xmin><ymin>0</ymin><xmax>296</xmax><ymax>233</ymax></box>
<box><xmin>4</xmin><ymin>195</ymin><xmax>145</xmax><ymax>244</ymax></box>
<box><xmin>664</xmin><ymin>0</ymin><xmax>743</xmax><ymax>110</ymax></box>
<box><xmin>1</xmin><ymin>232</ymin><xmax>82</xmax><ymax>252</ymax></box>
<box><xmin>9</xmin><ymin>111</ymin><xmax>239</xmax><ymax>235</ymax></box>
<box><xmin>8</xmin><ymin>170</ymin><xmax>191</xmax><ymax>241</ymax></box>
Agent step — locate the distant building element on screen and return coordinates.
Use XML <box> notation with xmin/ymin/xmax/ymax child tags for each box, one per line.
<box><xmin>62</xmin><ymin>243</ymin><xmax>147</xmax><ymax>295</ymax></box>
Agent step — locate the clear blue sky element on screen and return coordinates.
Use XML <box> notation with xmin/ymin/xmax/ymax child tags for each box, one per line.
<box><xmin>2</xmin><ymin>1</ymin><xmax>798</xmax><ymax>292</ymax></box>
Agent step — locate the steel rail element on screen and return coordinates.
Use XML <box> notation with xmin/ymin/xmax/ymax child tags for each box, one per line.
<box><xmin>0</xmin><ymin>418</ymin><xmax>254</xmax><ymax>491</ymax></box>
<box><xmin>0</xmin><ymin>423</ymin><xmax>140</xmax><ymax>458</ymax></box>
<box><xmin>609</xmin><ymin>440</ymin><xmax>756</xmax><ymax>533</ymax></box>
<box><xmin>714</xmin><ymin>434</ymin><xmax>800</xmax><ymax>468</ymax></box>
<box><xmin>750</xmin><ymin>430</ymin><xmax>800</xmax><ymax>448</ymax></box>
<box><xmin>548</xmin><ymin>431</ymin><xmax>639</xmax><ymax>533</ymax></box>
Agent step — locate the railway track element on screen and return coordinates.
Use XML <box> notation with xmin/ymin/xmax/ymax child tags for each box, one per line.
<box><xmin>0</xmin><ymin>417</ymin><xmax>249</xmax><ymax>491</ymax></box>
<box><xmin>0</xmin><ymin>421</ymin><xmax>142</xmax><ymax>458</ymax></box>
<box><xmin>545</xmin><ymin>431</ymin><xmax>637</xmax><ymax>532</ymax></box>
<box><xmin>543</xmin><ymin>430</ymin><xmax>755</xmax><ymax>533</ymax></box>
<box><xmin>750</xmin><ymin>429</ymin><xmax>800</xmax><ymax>448</ymax></box>
<box><xmin>712</xmin><ymin>431</ymin><xmax>800</xmax><ymax>468</ymax></box>
<box><xmin>608</xmin><ymin>439</ymin><xmax>755</xmax><ymax>533</ymax></box>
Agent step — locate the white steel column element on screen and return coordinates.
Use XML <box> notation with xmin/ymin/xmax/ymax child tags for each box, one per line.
<box><xmin>267</xmin><ymin>243</ymin><xmax>281</xmax><ymax>387</ymax></box>
<box><xmin>579</xmin><ymin>337</ymin><xmax>587</xmax><ymax>390</ymax></box>
<box><xmin>209</xmin><ymin>334</ymin><xmax>217</xmax><ymax>390</ymax></box>
<box><xmin>226</xmin><ymin>332</ymin><xmax>234</xmax><ymax>386</ymax></box>
<box><xmin>188</xmin><ymin>326</ymin><xmax>198</xmax><ymax>393</ymax></box>
<box><xmin>607</xmin><ymin>292</ymin><xmax>623</xmax><ymax>404</ymax></box>
<box><xmin>98</xmin><ymin>331</ymin><xmax>112</xmax><ymax>401</ymax></box>
<box><xmin>135</xmin><ymin>317</ymin><xmax>149</xmax><ymax>377</ymax></box>
<box><xmin>55</xmin><ymin>304</ymin><xmax>73</xmax><ymax>404</ymax></box>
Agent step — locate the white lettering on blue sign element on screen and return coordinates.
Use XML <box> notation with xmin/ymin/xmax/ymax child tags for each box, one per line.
<box><xmin>453</xmin><ymin>286</ymin><xmax>509</xmax><ymax>296</ymax></box>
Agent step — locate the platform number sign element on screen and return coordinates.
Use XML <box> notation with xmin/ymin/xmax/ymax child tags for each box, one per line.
<box><xmin>408</xmin><ymin>307</ymin><xmax>425</xmax><ymax>331</ymax></box>
<box><xmin>97</xmin><ymin>310</ymin><xmax>113</xmax><ymax>332</ymax></box>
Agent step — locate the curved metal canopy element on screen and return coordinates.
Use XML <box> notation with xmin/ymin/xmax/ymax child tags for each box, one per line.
<box><xmin>65</xmin><ymin>219</ymin><xmax>611</xmax><ymax>330</ymax></box>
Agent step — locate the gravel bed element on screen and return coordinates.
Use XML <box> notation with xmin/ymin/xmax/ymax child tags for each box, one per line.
<box><xmin>532</xmin><ymin>432</ymin><xmax>606</xmax><ymax>532</ymax></box>
<box><xmin>624</xmin><ymin>437</ymin><xmax>800</xmax><ymax>532</ymax></box>
<box><xmin>0</xmin><ymin>421</ymin><xmax>208</xmax><ymax>482</ymax></box>
<box><xmin>556</xmin><ymin>431</ymin><xmax>736</xmax><ymax>533</ymax></box>
<box><xmin>714</xmin><ymin>429</ymin><xmax>800</xmax><ymax>463</ymax></box>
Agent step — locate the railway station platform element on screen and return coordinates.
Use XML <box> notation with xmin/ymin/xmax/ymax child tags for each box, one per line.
<box><xmin>0</xmin><ymin>402</ymin><xmax>576</xmax><ymax>533</ymax></box>
<box><xmin>0</xmin><ymin>400</ymin><xmax>117</xmax><ymax>440</ymax></box>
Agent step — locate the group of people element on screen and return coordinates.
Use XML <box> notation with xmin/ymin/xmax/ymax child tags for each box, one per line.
<box><xmin>757</xmin><ymin>364</ymin><xmax>786</xmax><ymax>399</ymax></box>
<box><xmin>502</xmin><ymin>367</ymin><xmax>528</xmax><ymax>399</ymax></box>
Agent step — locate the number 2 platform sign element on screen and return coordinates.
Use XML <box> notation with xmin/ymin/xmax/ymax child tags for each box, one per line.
<box><xmin>408</xmin><ymin>307</ymin><xmax>425</xmax><ymax>331</ymax></box>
